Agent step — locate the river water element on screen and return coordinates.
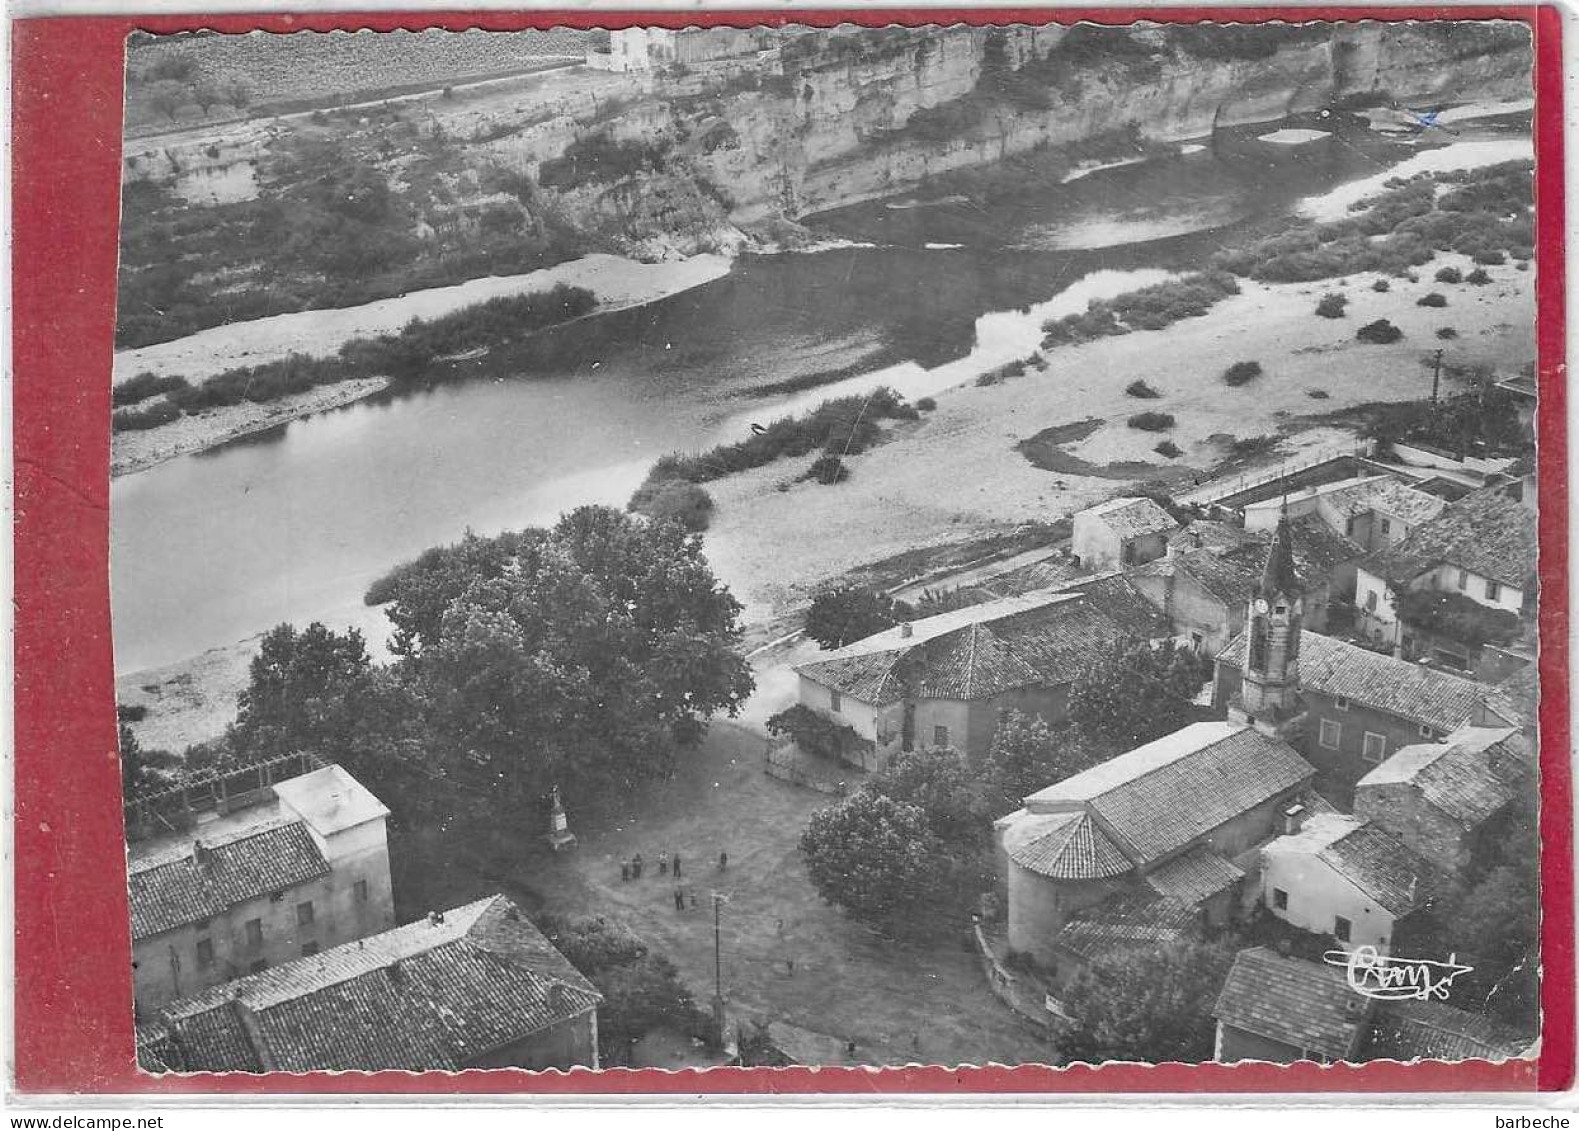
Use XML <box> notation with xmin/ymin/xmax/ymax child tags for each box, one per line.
<box><xmin>110</xmin><ymin>121</ymin><xmax>1519</xmax><ymax>674</ymax></box>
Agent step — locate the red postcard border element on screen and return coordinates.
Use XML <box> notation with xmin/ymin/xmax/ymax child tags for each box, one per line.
<box><xmin>10</xmin><ymin>4</ymin><xmax>1571</xmax><ymax>1096</ymax></box>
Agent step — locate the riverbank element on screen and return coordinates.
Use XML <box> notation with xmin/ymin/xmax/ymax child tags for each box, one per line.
<box><xmin>110</xmin><ymin>252</ymin><xmax>735</xmax><ymax>477</ymax></box>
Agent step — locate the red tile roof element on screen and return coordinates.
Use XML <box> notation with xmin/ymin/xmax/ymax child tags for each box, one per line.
<box><xmin>1002</xmin><ymin>810</ymin><xmax>1132</xmax><ymax>880</ymax></box>
<box><xmin>1143</xmin><ymin>844</ymin><xmax>1245</xmax><ymax>905</ymax></box>
<box><xmin>1358</xmin><ymin>727</ymin><xmax>1527</xmax><ymax>828</ymax></box>
<box><xmin>1368</xmin><ymin>999</ymin><xmax>1533</xmax><ymax>1063</ymax></box>
<box><xmin>1214</xmin><ymin>947</ymin><xmax>1369</xmax><ymax>1062</ymax></box>
<box><xmin>128</xmin><ymin>821</ymin><xmax>330</xmax><ymax>941</ymax></box>
<box><xmin>144</xmin><ymin>896</ymin><xmax>600</xmax><ymax>1073</ymax></box>
<box><xmin>1362</xmin><ymin>485</ymin><xmax>1537</xmax><ymax>589</ymax></box>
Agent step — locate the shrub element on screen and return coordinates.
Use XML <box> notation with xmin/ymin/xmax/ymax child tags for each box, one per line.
<box><xmin>1229</xmin><ymin>435</ymin><xmax>1279</xmax><ymax>459</ymax></box>
<box><xmin>634</xmin><ymin>480</ymin><xmax>714</xmax><ymax>532</ymax></box>
<box><xmin>807</xmin><ymin>455</ymin><xmax>849</xmax><ymax>485</ymax></box>
<box><xmin>1474</xmin><ymin>250</ymin><xmax>1507</xmax><ymax>266</ymax></box>
<box><xmin>1467</xmin><ymin>268</ymin><xmax>1493</xmax><ymax>285</ymax></box>
<box><xmin>1307</xmin><ymin>389</ymin><xmax>1331</xmax><ymax>399</ymax></box>
<box><xmin>1357</xmin><ymin>319</ymin><xmax>1404</xmax><ymax>344</ymax></box>
<box><xmin>1222</xmin><ymin>360</ymin><xmax>1262</xmax><ymax>387</ymax></box>
<box><xmin>113</xmin><ymin>371</ymin><xmax>191</xmax><ymax>407</ymax></box>
<box><xmin>111</xmin><ymin>400</ymin><xmax>181</xmax><ymax>432</ymax></box>
<box><xmin>1154</xmin><ymin>440</ymin><xmax>1182</xmax><ymax>458</ymax></box>
<box><xmin>916</xmin><ymin>397</ymin><xmax>937</xmax><ymax>411</ymax></box>
<box><xmin>1417</xmin><ymin>292</ymin><xmax>1448</xmax><ymax>308</ymax></box>
<box><xmin>1436</xmin><ymin>266</ymin><xmax>1464</xmax><ymax>283</ymax></box>
<box><xmin>1042</xmin><ymin>272</ymin><xmax>1239</xmax><ymax>346</ymax></box>
<box><xmin>1372</xmin><ymin>279</ymin><xmax>1391</xmax><ymax>292</ymax></box>
<box><xmin>1125</xmin><ymin>379</ymin><xmax>1160</xmax><ymax>398</ymax></box>
<box><xmin>767</xmin><ymin>704</ymin><xmax>875</xmax><ymax>763</ymax></box>
<box><xmin>1128</xmin><ymin>412</ymin><xmax>1175</xmax><ymax>432</ymax></box>
<box><xmin>1315</xmin><ymin>293</ymin><xmax>1348</xmax><ymax>318</ymax></box>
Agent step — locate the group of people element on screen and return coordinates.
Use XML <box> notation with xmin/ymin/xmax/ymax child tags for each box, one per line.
<box><xmin>620</xmin><ymin>849</ymin><xmax>729</xmax><ymax>884</ymax></box>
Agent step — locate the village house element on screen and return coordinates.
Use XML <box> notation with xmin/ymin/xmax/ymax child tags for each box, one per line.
<box><xmin>1243</xmin><ymin>475</ymin><xmax>1446</xmax><ymax>554</ymax></box>
<box><xmin>1130</xmin><ymin>516</ymin><xmax>1361</xmax><ymax>657</ymax></box>
<box><xmin>1071</xmin><ymin>496</ymin><xmax>1176</xmax><ymax>572</ymax></box>
<box><xmin>1259</xmin><ymin>811</ymin><xmax>1438</xmax><ymax>954</ymax></box>
<box><xmin>1353</xmin><ymin>484</ymin><xmax>1537</xmax><ymax>667</ymax></box>
<box><xmin>794</xmin><ymin>576</ymin><xmax>1167</xmax><ymax>767</ymax></box>
<box><xmin>994</xmin><ymin>720</ymin><xmax>1317</xmax><ymax>976</ymax></box>
<box><xmin>127</xmin><ymin>760</ymin><xmax>395</xmax><ymax>1015</ymax></box>
<box><xmin>1213</xmin><ymin>947</ymin><xmax>1531</xmax><ymax>1065</ymax></box>
<box><xmin>1354</xmin><ymin>725</ymin><xmax>1533</xmax><ymax>873</ymax></box>
<box><xmin>136</xmin><ymin>895</ymin><xmax>602</xmax><ymax>1073</ymax></box>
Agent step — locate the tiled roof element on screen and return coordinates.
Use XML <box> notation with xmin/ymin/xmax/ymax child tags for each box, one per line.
<box><xmin>1363</xmin><ymin>486</ymin><xmax>1537</xmax><ymax>589</ymax></box>
<box><xmin>128</xmin><ymin>821</ymin><xmax>330</xmax><ymax>941</ymax></box>
<box><xmin>1002</xmin><ymin>810</ymin><xmax>1132</xmax><ymax>880</ymax></box>
<box><xmin>796</xmin><ymin>582</ymin><xmax>1150</xmax><ymax>705</ymax></box>
<box><xmin>1054</xmin><ymin>573</ymin><xmax>1173</xmax><ymax>639</ymax></box>
<box><xmin>148</xmin><ymin>896</ymin><xmax>600</xmax><ymax>1073</ymax></box>
<box><xmin>1358</xmin><ymin>726</ymin><xmax>1526</xmax><ymax>828</ymax></box>
<box><xmin>1144</xmin><ymin>845</ymin><xmax>1244</xmax><ymax>905</ymax></box>
<box><xmin>1026</xmin><ymin>722</ymin><xmax>1314</xmax><ymax>866</ymax></box>
<box><xmin>1214</xmin><ymin>947</ymin><xmax>1368</xmax><ymax>1062</ymax></box>
<box><xmin>1137</xmin><ymin>521</ymin><xmax>1361</xmax><ymax>609</ymax></box>
<box><xmin>1363</xmin><ymin>479</ymin><xmax>1453</xmax><ymax>527</ymax></box>
<box><xmin>1219</xmin><ymin>629</ymin><xmax>1509</xmax><ymax>733</ymax></box>
<box><xmin>1081</xmin><ymin>496</ymin><xmax>1177</xmax><ymax>539</ymax></box>
<box><xmin>1053</xmin><ymin>889</ymin><xmax>1197</xmax><ymax>963</ymax></box>
<box><xmin>1368</xmin><ymin>999</ymin><xmax>1533</xmax><ymax>1063</ymax></box>
<box><xmin>1318</xmin><ymin>822</ymin><xmax>1437</xmax><ymax>917</ymax></box>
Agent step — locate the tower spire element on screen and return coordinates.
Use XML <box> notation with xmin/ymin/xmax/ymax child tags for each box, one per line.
<box><xmin>1259</xmin><ymin>502</ymin><xmax>1302</xmax><ymax>599</ymax></box>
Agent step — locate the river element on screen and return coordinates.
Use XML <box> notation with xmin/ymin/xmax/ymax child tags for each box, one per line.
<box><xmin>110</xmin><ymin>119</ymin><xmax>1525</xmax><ymax>674</ymax></box>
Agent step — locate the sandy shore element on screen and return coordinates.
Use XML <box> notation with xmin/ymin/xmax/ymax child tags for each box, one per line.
<box><xmin>700</xmin><ymin>254</ymin><xmax>1536</xmax><ymax>625</ymax></box>
<box><xmin>112</xmin><ymin>252</ymin><xmax>734</xmax><ymax>385</ymax></box>
<box><xmin>1298</xmin><ymin>137</ymin><xmax>1533</xmax><ymax>222</ymax></box>
<box><xmin>118</xmin><ymin>250</ymin><xmax>1534</xmax><ymax>751</ymax></box>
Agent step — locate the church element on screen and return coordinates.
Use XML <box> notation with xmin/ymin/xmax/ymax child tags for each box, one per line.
<box><xmin>1213</xmin><ymin>509</ymin><xmax>1522</xmax><ymax>797</ymax></box>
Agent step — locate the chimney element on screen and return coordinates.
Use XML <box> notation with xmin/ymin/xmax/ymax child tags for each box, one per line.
<box><xmin>1281</xmin><ymin>802</ymin><xmax>1307</xmax><ymax>836</ymax></box>
<box><xmin>900</xmin><ymin>622</ymin><xmax>913</xmax><ymax>639</ymax></box>
<box><xmin>1191</xmin><ymin>529</ymin><xmax>1203</xmax><ymax>548</ymax></box>
<box><xmin>427</xmin><ymin>909</ymin><xmax>444</xmax><ymax>927</ymax></box>
<box><xmin>191</xmin><ymin>839</ymin><xmax>213</xmax><ymax>868</ymax></box>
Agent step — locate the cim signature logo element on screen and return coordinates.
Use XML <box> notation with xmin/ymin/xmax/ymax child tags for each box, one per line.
<box><xmin>1322</xmin><ymin>946</ymin><xmax>1474</xmax><ymax>1002</ymax></box>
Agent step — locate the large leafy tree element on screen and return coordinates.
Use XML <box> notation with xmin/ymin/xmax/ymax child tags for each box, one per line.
<box><xmin>1056</xmin><ymin>937</ymin><xmax>1236</xmax><ymax>1064</ymax></box>
<box><xmin>1069</xmin><ymin>638</ymin><xmax>1209</xmax><ymax>748</ymax></box>
<box><xmin>804</xmin><ymin>585</ymin><xmax>903</xmax><ymax>650</ymax></box>
<box><xmin>985</xmin><ymin>709</ymin><xmax>1114</xmax><ymax>811</ymax></box>
<box><xmin>118</xmin><ymin>718</ymin><xmax>181</xmax><ymax>801</ymax></box>
<box><xmin>394</xmin><ymin>506</ymin><xmax>754</xmax><ymax>810</ymax></box>
<box><xmin>800</xmin><ymin>790</ymin><xmax>945</xmax><ymax>926</ymax></box>
<box><xmin>229</xmin><ymin>621</ymin><xmax>378</xmax><ymax>762</ymax></box>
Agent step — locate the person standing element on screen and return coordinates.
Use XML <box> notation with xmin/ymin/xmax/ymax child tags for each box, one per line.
<box><xmin>633</xmin><ymin>853</ymin><xmax>644</xmax><ymax>879</ymax></box>
<box><xmin>672</xmin><ymin>853</ymin><xmax>682</xmax><ymax>880</ymax></box>
<box><xmin>674</xmin><ymin>886</ymin><xmax>686</xmax><ymax>912</ymax></box>
<box><xmin>621</xmin><ymin>861</ymin><xmax>631</xmax><ymax>882</ymax></box>
<box><xmin>718</xmin><ymin>850</ymin><xmax>728</xmax><ymax>871</ymax></box>
<box><xmin>658</xmin><ymin>852</ymin><xmax>669</xmax><ymax>876</ymax></box>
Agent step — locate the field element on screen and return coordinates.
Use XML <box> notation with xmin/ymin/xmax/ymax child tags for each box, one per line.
<box><xmin>124</xmin><ymin>28</ymin><xmax>587</xmax><ymax>136</ymax></box>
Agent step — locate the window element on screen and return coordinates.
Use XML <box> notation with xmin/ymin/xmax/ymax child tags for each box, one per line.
<box><xmin>1334</xmin><ymin>696</ymin><xmax>1349</xmax><ymax>711</ymax></box>
<box><xmin>296</xmin><ymin>901</ymin><xmax>315</xmax><ymax>927</ymax></box>
<box><xmin>1362</xmin><ymin>732</ymin><xmax>1387</xmax><ymax>764</ymax></box>
<box><xmin>193</xmin><ymin>918</ymin><xmax>210</xmax><ymax>931</ymax></box>
<box><xmin>195</xmin><ymin>938</ymin><xmax>214</xmax><ymax>968</ymax></box>
<box><xmin>1380</xmin><ymin>518</ymin><xmax>1392</xmax><ymax>536</ymax></box>
<box><xmin>245</xmin><ymin>918</ymin><xmax>263</xmax><ymax>949</ymax></box>
<box><xmin>1334</xmin><ymin>916</ymin><xmax>1352</xmax><ymax>943</ymax></box>
<box><xmin>249</xmin><ymin>959</ymin><xmax>267</xmax><ymax>974</ymax></box>
<box><xmin>1319</xmin><ymin>719</ymin><xmax>1342</xmax><ymax>750</ymax></box>
<box><xmin>1486</xmin><ymin>579</ymin><xmax>1503</xmax><ymax>602</ymax></box>
<box><xmin>1364</xmin><ymin>590</ymin><xmax>1378</xmax><ymax>613</ymax></box>
<box><xmin>1345</xmin><ymin>517</ymin><xmax>1357</xmax><ymax>537</ymax></box>
<box><xmin>829</xmin><ymin>690</ymin><xmax>842</xmax><ymax>714</ymax></box>
<box><xmin>933</xmin><ymin>725</ymin><xmax>950</xmax><ymax>749</ymax></box>
<box><xmin>1273</xmin><ymin>888</ymin><xmax>1288</xmax><ymax>911</ymax></box>
<box><xmin>1457</xmin><ymin>569</ymin><xmax>1468</xmax><ymax>591</ymax></box>
<box><xmin>354</xmin><ymin>879</ymin><xmax>369</xmax><ymax>904</ymax></box>
<box><xmin>301</xmin><ymin>941</ymin><xmax>320</xmax><ymax>957</ymax></box>
<box><xmin>269</xmin><ymin>891</ymin><xmax>285</xmax><ymax>903</ymax></box>
<box><xmin>1419</xmin><ymin>724</ymin><xmax>1435</xmax><ymax>738</ymax></box>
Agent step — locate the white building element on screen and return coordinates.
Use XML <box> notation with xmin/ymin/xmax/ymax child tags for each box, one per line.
<box><xmin>1242</xmin><ymin>475</ymin><xmax>1445</xmax><ymax>552</ymax></box>
<box><xmin>1071</xmin><ymin>496</ymin><xmax>1176</xmax><ymax>572</ymax></box>
<box><xmin>127</xmin><ymin>760</ymin><xmax>395</xmax><ymax>1015</ymax></box>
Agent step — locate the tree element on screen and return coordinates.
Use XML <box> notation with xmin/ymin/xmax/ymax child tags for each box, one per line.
<box><xmin>590</xmin><ymin>954</ymin><xmax>711</xmax><ymax>1063</ymax></box>
<box><xmin>804</xmin><ymin>585</ymin><xmax>903</xmax><ymax>649</ymax></box>
<box><xmin>146</xmin><ymin>80</ymin><xmax>189</xmax><ymax>122</ymax></box>
<box><xmin>191</xmin><ymin>81</ymin><xmax>223</xmax><ymax>117</ymax></box>
<box><xmin>1057</xmin><ymin>937</ymin><xmax>1236</xmax><ymax>1064</ymax></box>
<box><xmin>221</xmin><ymin>79</ymin><xmax>252</xmax><ymax>112</ymax></box>
<box><xmin>985</xmin><ymin>710</ymin><xmax>1114</xmax><ymax>810</ymax></box>
<box><xmin>800</xmin><ymin>791</ymin><xmax>946</xmax><ymax>926</ymax></box>
<box><xmin>229</xmin><ymin>622</ymin><xmax>377</xmax><ymax>761</ymax></box>
<box><xmin>870</xmin><ymin>747</ymin><xmax>996</xmax><ymax>852</ymax></box>
<box><xmin>395</xmin><ymin>506</ymin><xmax>754</xmax><ymax>810</ymax></box>
<box><xmin>1069</xmin><ymin>639</ymin><xmax>1208</xmax><ymax>748</ymax></box>
<box><xmin>118</xmin><ymin>718</ymin><xmax>180</xmax><ymax>801</ymax></box>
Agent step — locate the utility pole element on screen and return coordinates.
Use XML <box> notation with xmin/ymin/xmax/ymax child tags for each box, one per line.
<box><xmin>1431</xmin><ymin>348</ymin><xmax>1445</xmax><ymax>407</ymax></box>
<box><xmin>711</xmin><ymin>892</ymin><xmax>729</xmax><ymax>1052</ymax></box>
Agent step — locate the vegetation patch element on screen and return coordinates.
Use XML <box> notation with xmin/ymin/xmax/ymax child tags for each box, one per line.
<box><xmin>1371</xmin><ymin>279</ymin><xmax>1391</xmax><ymax>292</ymax></box>
<box><xmin>766</xmin><ymin>703</ymin><xmax>875</xmax><ymax>763</ymax></box>
<box><xmin>1467</xmin><ymin>267</ymin><xmax>1493</xmax><ymax>285</ymax></box>
<box><xmin>1417</xmin><ymin>292</ymin><xmax>1448</xmax><ymax>308</ymax></box>
<box><xmin>1436</xmin><ymin>265</ymin><xmax>1464</xmax><ymax>284</ymax></box>
<box><xmin>1222</xmin><ymin>360</ymin><xmax>1262</xmax><ymax>387</ymax></box>
<box><xmin>1315</xmin><ymin>293</ymin><xmax>1348</xmax><ymax>319</ymax></box>
<box><xmin>1356</xmin><ymin>318</ymin><xmax>1404</xmax><ymax>344</ymax></box>
<box><xmin>1041</xmin><ymin>272</ymin><xmax>1239</xmax><ymax>347</ymax></box>
<box><xmin>1125</xmin><ymin>379</ymin><xmax>1160</xmax><ymax>398</ymax></box>
<box><xmin>1153</xmin><ymin>440</ymin><xmax>1182</xmax><ymax>458</ymax></box>
<box><xmin>629</xmin><ymin>480</ymin><xmax>714</xmax><ymax>532</ymax></box>
<box><xmin>1015</xmin><ymin>418</ymin><xmax>1164</xmax><ymax>479</ymax></box>
<box><xmin>1127</xmin><ymin>411</ymin><xmax>1176</xmax><ymax>432</ymax></box>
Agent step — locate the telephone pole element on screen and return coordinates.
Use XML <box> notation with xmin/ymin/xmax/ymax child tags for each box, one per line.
<box><xmin>711</xmin><ymin>892</ymin><xmax>728</xmax><ymax>1050</ymax></box>
<box><xmin>1431</xmin><ymin>348</ymin><xmax>1444</xmax><ymax>406</ymax></box>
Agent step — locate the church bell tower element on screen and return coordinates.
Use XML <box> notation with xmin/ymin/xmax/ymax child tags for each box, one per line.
<box><xmin>1241</xmin><ymin>507</ymin><xmax>1303</xmax><ymax>723</ymax></box>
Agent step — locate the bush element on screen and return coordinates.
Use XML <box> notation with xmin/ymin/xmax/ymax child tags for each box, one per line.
<box><xmin>1357</xmin><ymin>319</ymin><xmax>1404</xmax><ymax>344</ymax></box>
<box><xmin>1315</xmin><ymin>293</ymin><xmax>1348</xmax><ymax>318</ymax></box>
<box><xmin>767</xmin><ymin>704</ymin><xmax>875</xmax><ymax>763</ymax></box>
<box><xmin>1418</xmin><ymin>292</ymin><xmax>1448</xmax><ymax>308</ymax></box>
<box><xmin>1128</xmin><ymin>412</ymin><xmax>1175</xmax><ymax>432</ymax></box>
<box><xmin>1125</xmin><ymin>379</ymin><xmax>1160</xmax><ymax>398</ymax></box>
<box><xmin>1467</xmin><ymin>268</ymin><xmax>1493</xmax><ymax>285</ymax></box>
<box><xmin>1437</xmin><ymin>327</ymin><xmax>1459</xmax><ymax>339</ymax></box>
<box><xmin>111</xmin><ymin>400</ymin><xmax>182</xmax><ymax>432</ymax></box>
<box><xmin>1436</xmin><ymin>266</ymin><xmax>1464</xmax><ymax>284</ymax></box>
<box><xmin>1154</xmin><ymin>440</ymin><xmax>1182</xmax><ymax>458</ymax></box>
<box><xmin>1042</xmin><ymin>272</ymin><xmax>1239</xmax><ymax>346</ymax></box>
<box><xmin>916</xmin><ymin>397</ymin><xmax>937</xmax><ymax>411</ymax></box>
<box><xmin>633</xmin><ymin>480</ymin><xmax>714</xmax><ymax>532</ymax></box>
<box><xmin>1222</xmin><ymin>360</ymin><xmax>1262</xmax><ymax>387</ymax></box>
<box><xmin>113</xmin><ymin>370</ymin><xmax>191</xmax><ymax>407</ymax></box>
<box><xmin>1307</xmin><ymin>389</ymin><xmax>1331</xmax><ymax>399</ymax></box>
<box><xmin>807</xmin><ymin>454</ymin><xmax>850</xmax><ymax>485</ymax></box>
<box><xmin>1474</xmin><ymin>250</ymin><xmax>1507</xmax><ymax>266</ymax></box>
<box><xmin>1372</xmin><ymin>279</ymin><xmax>1391</xmax><ymax>292</ymax></box>
<box><xmin>1229</xmin><ymin>434</ymin><xmax>1280</xmax><ymax>459</ymax></box>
